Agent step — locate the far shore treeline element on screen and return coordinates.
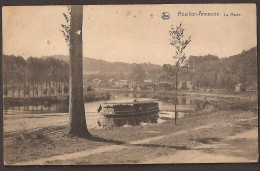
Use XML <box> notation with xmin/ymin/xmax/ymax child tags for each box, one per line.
<box><xmin>2</xmin><ymin>46</ymin><xmax>257</xmax><ymax>97</ymax></box>
<box><xmin>3</xmin><ymin>56</ymin><xmax>69</xmax><ymax>97</ymax></box>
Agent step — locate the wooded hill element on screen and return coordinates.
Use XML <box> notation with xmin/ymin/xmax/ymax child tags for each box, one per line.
<box><xmin>44</xmin><ymin>55</ymin><xmax>161</xmax><ymax>73</ymax></box>
<box><xmin>186</xmin><ymin>47</ymin><xmax>257</xmax><ymax>90</ymax></box>
<box><xmin>3</xmin><ymin>46</ymin><xmax>257</xmax><ymax>93</ymax></box>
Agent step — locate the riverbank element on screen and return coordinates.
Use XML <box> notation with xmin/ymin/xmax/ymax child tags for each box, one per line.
<box><xmin>3</xmin><ymin>91</ymin><xmax>110</xmax><ymax>106</ymax></box>
<box><xmin>3</xmin><ymin>88</ymin><xmax>256</xmax><ymax>107</ymax></box>
<box><xmin>99</xmin><ymin>88</ymin><xmax>257</xmax><ymax>101</ymax></box>
<box><xmin>4</xmin><ymin>98</ymin><xmax>258</xmax><ymax>165</ymax></box>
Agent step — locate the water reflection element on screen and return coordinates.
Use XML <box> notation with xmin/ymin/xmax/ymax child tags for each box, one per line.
<box><xmin>3</xmin><ymin>103</ymin><xmax>68</xmax><ymax>114</ymax></box>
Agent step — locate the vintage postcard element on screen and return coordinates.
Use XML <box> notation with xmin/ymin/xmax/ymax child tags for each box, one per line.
<box><xmin>2</xmin><ymin>4</ymin><xmax>258</xmax><ymax>165</ymax></box>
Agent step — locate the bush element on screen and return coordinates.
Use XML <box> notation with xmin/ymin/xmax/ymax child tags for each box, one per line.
<box><xmin>84</xmin><ymin>92</ymin><xmax>111</xmax><ymax>102</ymax></box>
<box><xmin>87</xmin><ymin>86</ymin><xmax>93</xmax><ymax>91</ymax></box>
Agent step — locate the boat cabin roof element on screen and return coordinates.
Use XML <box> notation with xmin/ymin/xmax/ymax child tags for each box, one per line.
<box><xmin>103</xmin><ymin>100</ymin><xmax>157</xmax><ymax>105</ymax></box>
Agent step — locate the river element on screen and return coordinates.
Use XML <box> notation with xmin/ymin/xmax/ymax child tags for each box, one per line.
<box><xmin>3</xmin><ymin>92</ymin><xmax>195</xmax><ymax>129</ymax></box>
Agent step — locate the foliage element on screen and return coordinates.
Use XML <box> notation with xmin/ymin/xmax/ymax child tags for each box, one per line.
<box><xmin>186</xmin><ymin>47</ymin><xmax>257</xmax><ymax>90</ymax></box>
<box><xmin>169</xmin><ymin>22</ymin><xmax>191</xmax><ymax>66</ymax></box>
<box><xmin>3</xmin><ymin>55</ymin><xmax>69</xmax><ymax>96</ymax></box>
<box><xmin>61</xmin><ymin>6</ymin><xmax>71</xmax><ymax>46</ymax></box>
<box><xmin>164</xmin><ymin>22</ymin><xmax>191</xmax><ymax>91</ymax></box>
<box><xmin>87</xmin><ymin>86</ymin><xmax>93</xmax><ymax>91</ymax></box>
<box><xmin>129</xmin><ymin>64</ymin><xmax>145</xmax><ymax>83</ymax></box>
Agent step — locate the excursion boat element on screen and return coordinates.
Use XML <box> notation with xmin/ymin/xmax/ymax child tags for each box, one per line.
<box><xmin>99</xmin><ymin>100</ymin><xmax>159</xmax><ymax>118</ymax></box>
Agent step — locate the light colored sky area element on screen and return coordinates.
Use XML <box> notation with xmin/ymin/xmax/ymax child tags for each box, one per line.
<box><xmin>3</xmin><ymin>4</ymin><xmax>257</xmax><ymax>65</ymax></box>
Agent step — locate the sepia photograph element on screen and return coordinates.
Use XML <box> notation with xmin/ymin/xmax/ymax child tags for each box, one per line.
<box><xmin>2</xmin><ymin>4</ymin><xmax>258</xmax><ymax>165</ymax></box>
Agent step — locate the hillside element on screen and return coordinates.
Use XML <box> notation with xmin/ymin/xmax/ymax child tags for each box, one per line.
<box><xmin>42</xmin><ymin>55</ymin><xmax>162</xmax><ymax>74</ymax></box>
<box><xmin>4</xmin><ymin>46</ymin><xmax>257</xmax><ymax>90</ymax></box>
<box><xmin>186</xmin><ymin>47</ymin><xmax>257</xmax><ymax>90</ymax></box>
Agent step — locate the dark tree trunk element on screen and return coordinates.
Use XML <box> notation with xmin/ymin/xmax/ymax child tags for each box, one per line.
<box><xmin>18</xmin><ymin>82</ymin><xmax>20</xmax><ymax>97</ymax></box>
<box><xmin>46</xmin><ymin>81</ymin><xmax>48</xmax><ymax>96</ymax></box>
<box><xmin>60</xmin><ymin>82</ymin><xmax>63</xmax><ymax>95</ymax></box>
<box><xmin>32</xmin><ymin>81</ymin><xmax>35</xmax><ymax>97</ymax></box>
<box><xmin>28</xmin><ymin>81</ymin><xmax>30</xmax><ymax>97</ymax></box>
<box><xmin>66</xmin><ymin>5</ymin><xmax>91</xmax><ymax>137</ymax></box>
<box><xmin>52</xmin><ymin>81</ymin><xmax>54</xmax><ymax>96</ymax></box>
<box><xmin>5</xmin><ymin>82</ymin><xmax>8</xmax><ymax>97</ymax></box>
<box><xmin>24</xmin><ymin>81</ymin><xmax>26</xmax><ymax>97</ymax></box>
<box><xmin>53</xmin><ymin>81</ymin><xmax>55</xmax><ymax>96</ymax></box>
<box><xmin>174</xmin><ymin>103</ymin><xmax>177</xmax><ymax>124</ymax></box>
<box><xmin>49</xmin><ymin>81</ymin><xmax>51</xmax><ymax>96</ymax></box>
<box><xmin>59</xmin><ymin>82</ymin><xmax>61</xmax><ymax>95</ymax></box>
<box><xmin>175</xmin><ymin>71</ymin><xmax>178</xmax><ymax>124</ymax></box>
<box><xmin>55</xmin><ymin>81</ymin><xmax>57</xmax><ymax>96</ymax></box>
<box><xmin>36</xmin><ymin>82</ymin><xmax>38</xmax><ymax>97</ymax></box>
<box><xmin>41</xmin><ymin>83</ymin><xmax>43</xmax><ymax>97</ymax></box>
<box><xmin>12</xmin><ymin>80</ymin><xmax>15</xmax><ymax>97</ymax></box>
<box><xmin>175</xmin><ymin>72</ymin><xmax>178</xmax><ymax>93</ymax></box>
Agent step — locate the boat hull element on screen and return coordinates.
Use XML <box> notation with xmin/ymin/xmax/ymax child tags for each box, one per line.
<box><xmin>103</xmin><ymin>109</ymin><xmax>159</xmax><ymax>118</ymax></box>
<box><xmin>101</xmin><ymin>100</ymin><xmax>159</xmax><ymax>118</ymax></box>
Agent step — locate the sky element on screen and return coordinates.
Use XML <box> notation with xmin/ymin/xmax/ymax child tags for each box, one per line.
<box><xmin>3</xmin><ymin>4</ymin><xmax>257</xmax><ymax>65</ymax></box>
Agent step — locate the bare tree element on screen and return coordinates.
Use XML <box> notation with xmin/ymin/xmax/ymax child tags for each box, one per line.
<box><xmin>62</xmin><ymin>5</ymin><xmax>91</xmax><ymax>137</ymax></box>
<box><xmin>164</xmin><ymin>22</ymin><xmax>191</xmax><ymax>124</ymax></box>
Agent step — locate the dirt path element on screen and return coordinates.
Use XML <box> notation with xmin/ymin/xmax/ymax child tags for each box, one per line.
<box><xmin>142</xmin><ymin>128</ymin><xmax>258</xmax><ymax>163</ymax></box>
<box><xmin>12</xmin><ymin>117</ymin><xmax>258</xmax><ymax>165</ymax></box>
<box><xmin>14</xmin><ymin>124</ymin><xmax>214</xmax><ymax>165</ymax></box>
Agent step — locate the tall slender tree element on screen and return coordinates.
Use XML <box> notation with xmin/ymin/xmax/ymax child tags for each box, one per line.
<box><xmin>164</xmin><ymin>22</ymin><xmax>191</xmax><ymax>124</ymax></box>
<box><xmin>63</xmin><ymin>5</ymin><xmax>91</xmax><ymax>137</ymax></box>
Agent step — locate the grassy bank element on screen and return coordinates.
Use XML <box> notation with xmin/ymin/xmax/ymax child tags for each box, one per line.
<box><xmin>3</xmin><ymin>91</ymin><xmax>110</xmax><ymax>106</ymax></box>
<box><xmin>103</xmin><ymin>88</ymin><xmax>256</xmax><ymax>102</ymax></box>
<box><xmin>4</xmin><ymin>98</ymin><xmax>258</xmax><ymax>164</ymax></box>
<box><xmin>83</xmin><ymin>91</ymin><xmax>110</xmax><ymax>102</ymax></box>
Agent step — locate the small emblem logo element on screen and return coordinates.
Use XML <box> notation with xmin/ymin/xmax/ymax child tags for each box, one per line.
<box><xmin>161</xmin><ymin>12</ymin><xmax>170</xmax><ymax>20</ymax></box>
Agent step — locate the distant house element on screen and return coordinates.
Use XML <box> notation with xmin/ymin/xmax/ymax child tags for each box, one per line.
<box><xmin>115</xmin><ymin>80</ymin><xmax>129</xmax><ymax>88</ymax></box>
<box><xmin>129</xmin><ymin>82</ymin><xmax>137</xmax><ymax>89</ymax></box>
<box><xmin>158</xmin><ymin>82</ymin><xmax>174</xmax><ymax>90</ymax></box>
<box><xmin>178</xmin><ymin>81</ymin><xmax>192</xmax><ymax>90</ymax></box>
<box><xmin>235</xmin><ymin>83</ymin><xmax>246</xmax><ymax>92</ymax></box>
<box><xmin>119</xmin><ymin>80</ymin><xmax>128</xmax><ymax>85</ymax></box>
